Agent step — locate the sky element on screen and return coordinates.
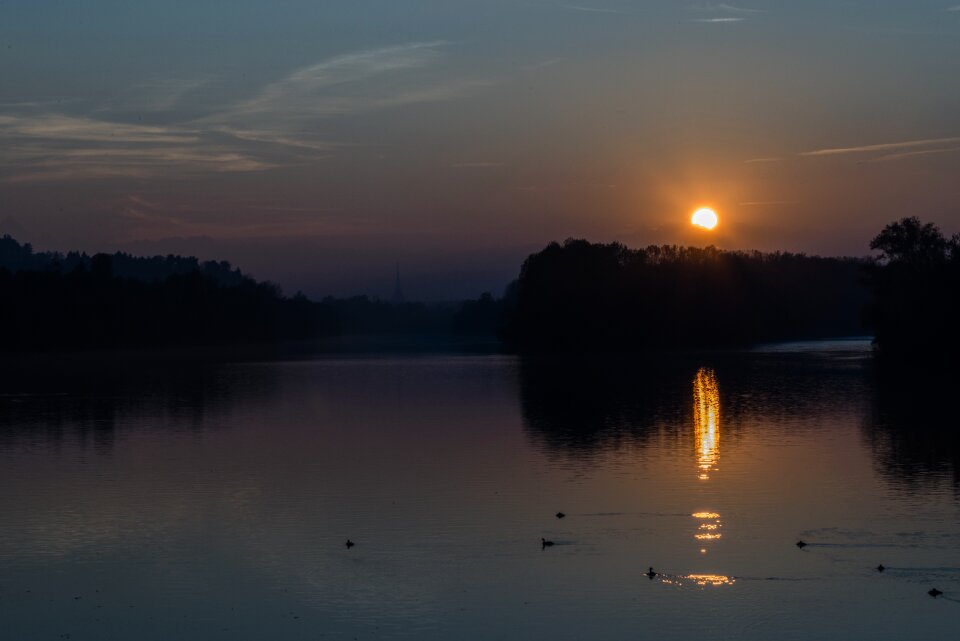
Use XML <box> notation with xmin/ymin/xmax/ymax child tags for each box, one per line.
<box><xmin>1</xmin><ymin>1</ymin><xmax>959</xmax><ymax>299</ymax></box>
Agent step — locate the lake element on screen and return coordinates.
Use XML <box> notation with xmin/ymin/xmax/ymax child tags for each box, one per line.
<box><xmin>1</xmin><ymin>340</ymin><xmax>958</xmax><ymax>640</ymax></box>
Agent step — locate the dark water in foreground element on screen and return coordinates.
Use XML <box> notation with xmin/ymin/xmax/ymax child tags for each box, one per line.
<box><xmin>1</xmin><ymin>341</ymin><xmax>959</xmax><ymax>640</ymax></box>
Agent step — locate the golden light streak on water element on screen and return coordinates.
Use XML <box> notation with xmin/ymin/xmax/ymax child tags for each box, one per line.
<box><xmin>657</xmin><ymin>574</ymin><xmax>736</xmax><ymax>588</ymax></box>
<box><xmin>687</xmin><ymin>574</ymin><xmax>735</xmax><ymax>586</ymax></box>
<box><xmin>691</xmin><ymin>369</ymin><xmax>724</xmax><ymax>549</ymax></box>
<box><xmin>695</xmin><ymin>533</ymin><xmax>722</xmax><ymax>540</ymax></box>
<box><xmin>692</xmin><ymin>512</ymin><xmax>720</xmax><ymax>519</ymax></box>
<box><xmin>693</xmin><ymin>368</ymin><xmax>720</xmax><ymax>480</ymax></box>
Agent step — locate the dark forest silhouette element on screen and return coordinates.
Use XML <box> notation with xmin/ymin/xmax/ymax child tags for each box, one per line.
<box><xmin>0</xmin><ymin>235</ymin><xmax>248</xmax><ymax>286</ymax></box>
<box><xmin>863</xmin><ymin>217</ymin><xmax>960</xmax><ymax>358</ymax></box>
<box><xmin>3</xmin><ymin>217</ymin><xmax>957</xmax><ymax>354</ymax></box>
<box><xmin>1</xmin><ymin>236</ymin><xmax>335</xmax><ymax>350</ymax></box>
<box><xmin>500</xmin><ymin>240</ymin><xmax>868</xmax><ymax>351</ymax></box>
<box><xmin>0</xmin><ymin>235</ymin><xmax>503</xmax><ymax>351</ymax></box>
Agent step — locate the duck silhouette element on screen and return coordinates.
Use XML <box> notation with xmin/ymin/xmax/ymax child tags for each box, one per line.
<box><xmin>929</xmin><ymin>588</ymin><xmax>943</xmax><ymax>598</ymax></box>
<box><xmin>345</xmin><ymin>539</ymin><xmax>355</xmax><ymax>549</ymax></box>
<box><xmin>877</xmin><ymin>564</ymin><xmax>885</xmax><ymax>573</ymax></box>
<box><xmin>646</xmin><ymin>567</ymin><xmax>658</xmax><ymax>579</ymax></box>
<box><xmin>796</xmin><ymin>540</ymin><xmax>807</xmax><ymax>549</ymax></box>
<box><xmin>556</xmin><ymin>512</ymin><xmax>566</xmax><ymax>519</ymax></box>
<box><xmin>541</xmin><ymin>537</ymin><xmax>555</xmax><ymax>549</ymax></box>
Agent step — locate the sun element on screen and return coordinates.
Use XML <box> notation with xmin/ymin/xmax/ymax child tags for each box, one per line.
<box><xmin>691</xmin><ymin>208</ymin><xmax>719</xmax><ymax>230</ymax></box>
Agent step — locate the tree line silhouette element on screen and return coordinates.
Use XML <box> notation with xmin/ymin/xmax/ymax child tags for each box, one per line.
<box><xmin>0</xmin><ymin>235</ymin><xmax>498</xmax><ymax>351</ymax></box>
<box><xmin>499</xmin><ymin>240</ymin><xmax>868</xmax><ymax>351</ymax></box>
<box><xmin>3</xmin><ymin>216</ymin><xmax>955</xmax><ymax>354</ymax></box>
<box><xmin>0</xmin><ymin>242</ymin><xmax>336</xmax><ymax>350</ymax></box>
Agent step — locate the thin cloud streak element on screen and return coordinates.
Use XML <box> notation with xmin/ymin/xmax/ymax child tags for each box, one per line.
<box><xmin>0</xmin><ymin>114</ymin><xmax>198</xmax><ymax>144</ymax></box>
<box><xmin>692</xmin><ymin>18</ymin><xmax>744</xmax><ymax>23</ymax></box>
<box><xmin>801</xmin><ymin>136</ymin><xmax>960</xmax><ymax>156</ymax></box>
<box><xmin>691</xmin><ymin>3</ymin><xmax>763</xmax><ymax>13</ymax></box>
<box><xmin>563</xmin><ymin>5</ymin><xmax>625</xmax><ymax>14</ymax></box>
<box><xmin>5</xmin><ymin>148</ymin><xmax>275</xmax><ymax>183</ymax></box>
<box><xmin>216</xmin><ymin>41</ymin><xmax>453</xmax><ymax>122</ymax></box>
<box><xmin>870</xmin><ymin>146</ymin><xmax>960</xmax><ymax>162</ymax></box>
<box><xmin>0</xmin><ymin>114</ymin><xmax>272</xmax><ymax>182</ymax></box>
<box><xmin>214</xmin><ymin>127</ymin><xmax>337</xmax><ymax>153</ymax></box>
<box><xmin>197</xmin><ymin>41</ymin><xmax>486</xmax><ymax>148</ymax></box>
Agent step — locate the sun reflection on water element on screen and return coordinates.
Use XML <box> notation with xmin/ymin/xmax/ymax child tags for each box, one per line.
<box><xmin>687</xmin><ymin>574</ymin><xmax>735</xmax><ymax>587</ymax></box>
<box><xmin>692</xmin><ymin>369</ymin><xmax>723</xmax><ymax>549</ymax></box>
<box><xmin>658</xmin><ymin>574</ymin><xmax>736</xmax><ymax>588</ymax></box>
<box><xmin>693</xmin><ymin>510</ymin><xmax>723</xmax><ymax>541</ymax></box>
<box><xmin>693</xmin><ymin>368</ymin><xmax>720</xmax><ymax>480</ymax></box>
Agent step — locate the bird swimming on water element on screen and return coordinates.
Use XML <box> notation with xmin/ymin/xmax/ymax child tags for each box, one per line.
<box><xmin>556</xmin><ymin>512</ymin><xmax>566</xmax><ymax>519</ymax></box>
<box><xmin>796</xmin><ymin>540</ymin><xmax>807</xmax><ymax>549</ymax></box>
<box><xmin>646</xmin><ymin>567</ymin><xmax>658</xmax><ymax>579</ymax></box>
<box><xmin>345</xmin><ymin>539</ymin><xmax>355</xmax><ymax>549</ymax></box>
<box><xmin>877</xmin><ymin>564</ymin><xmax>885</xmax><ymax>573</ymax></box>
<box><xmin>541</xmin><ymin>537</ymin><xmax>555</xmax><ymax>548</ymax></box>
<box><xmin>928</xmin><ymin>588</ymin><xmax>943</xmax><ymax>598</ymax></box>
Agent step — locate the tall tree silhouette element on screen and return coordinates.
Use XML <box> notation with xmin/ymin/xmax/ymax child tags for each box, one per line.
<box><xmin>865</xmin><ymin>217</ymin><xmax>960</xmax><ymax>357</ymax></box>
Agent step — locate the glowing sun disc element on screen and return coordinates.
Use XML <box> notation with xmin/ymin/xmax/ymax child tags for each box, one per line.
<box><xmin>692</xmin><ymin>208</ymin><xmax>719</xmax><ymax>230</ymax></box>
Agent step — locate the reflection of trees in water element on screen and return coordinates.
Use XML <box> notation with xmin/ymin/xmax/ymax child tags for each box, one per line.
<box><xmin>862</xmin><ymin>364</ymin><xmax>960</xmax><ymax>491</ymax></box>
<box><xmin>519</xmin><ymin>355</ymin><xmax>725</xmax><ymax>463</ymax></box>
<box><xmin>519</xmin><ymin>352</ymin><xmax>869</xmax><ymax>464</ymax></box>
<box><xmin>0</xmin><ymin>352</ymin><xmax>279</xmax><ymax>453</ymax></box>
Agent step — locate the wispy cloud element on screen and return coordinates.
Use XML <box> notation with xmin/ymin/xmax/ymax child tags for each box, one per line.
<box><xmin>0</xmin><ymin>124</ymin><xmax>275</xmax><ymax>184</ymax></box>
<box><xmin>0</xmin><ymin>99</ymin><xmax>82</xmax><ymax>109</ymax></box>
<box><xmin>199</xmin><ymin>42</ymin><xmax>485</xmax><ymax>149</ymax></box>
<box><xmin>692</xmin><ymin>17</ymin><xmax>744</xmax><ymax>23</ymax></box>
<box><xmin>870</xmin><ymin>146</ymin><xmax>960</xmax><ymax>162</ymax></box>
<box><xmin>0</xmin><ymin>42</ymin><xmax>485</xmax><ymax>182</ymax></box>
<box><xmin>215</xmin><ymin>42</ymin><xmax>460</xmax><ymax>122</ymax></box>
<box><xmin>0</xmin><ymin>114</ymin><xmax>198</xmax><ymax>144</ymax></box>
<box><xmin>689</xmin><ymin>3</ymin><xmax>759</xmax><ymax>23</ymax></box>
<box><xmin>563</xmin><ymin>4</ymin><xmax>625</xmax><ymax>14</ymax></box>
<box><xmin>948</xmin><ymin>5</ymin><xmax>960</xmax><ymax>12</ymax></box>
<box><xmin>745</xmin><ymin>157</ymin><xmax>779</xmax><ymax>163</ymax></box>
<box><xmin>801</xmin><ymin>136</ymin><xmax>960</xmax><ymax>157</ymax></box>
<box><xmin>739</xmin><ymin>200</ymin><xmax>797</xmax><ymax>206</ymax></box>
<box><xmin>0</xmin><ymin>114</ymin><xmax>268</xmax><ymax>182</ymax></box>
<box><xmin>690</xmin><ymin>3</ymin><xmax>762</xmax><ymax>13</ymax></box>
<box><xmin>213</xmin><ymin>127</ymin><xmax>336</xmax><ymax>153</ymax></box>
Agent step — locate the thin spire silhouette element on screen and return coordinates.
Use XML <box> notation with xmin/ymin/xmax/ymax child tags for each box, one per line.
<box><xmin>392</xmin><ymin>262</ymin><xmax>405</xmax><ymax>304</ymax></box>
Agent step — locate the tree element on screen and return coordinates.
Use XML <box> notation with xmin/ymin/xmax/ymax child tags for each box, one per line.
<box><xmin>869</xmin><ymin>217</ymin><xmax>952</xmax><ymax>266</ymax></box>
<box><xmin>865</xmin><ymin>218</ymin><xmax>960</xmax><ymax>359</ymax></box>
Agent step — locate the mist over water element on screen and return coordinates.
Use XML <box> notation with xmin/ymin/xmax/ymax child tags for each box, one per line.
<box><xmin>1</xmin><ymin>342</ymin><xmax>958</xmax><ymax>640</ymax></box>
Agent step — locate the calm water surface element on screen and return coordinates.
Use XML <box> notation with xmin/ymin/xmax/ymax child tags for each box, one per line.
<box><xmin>1</xmin><ymin>341</ymin><xmax>959</xmax><ymax>640</ymax></box>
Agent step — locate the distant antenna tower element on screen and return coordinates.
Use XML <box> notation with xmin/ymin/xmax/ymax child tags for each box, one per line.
<box><xmin>392</xmin><ymin>262</ymin><xmax>405</xmax><ymax>304</ymax></box>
